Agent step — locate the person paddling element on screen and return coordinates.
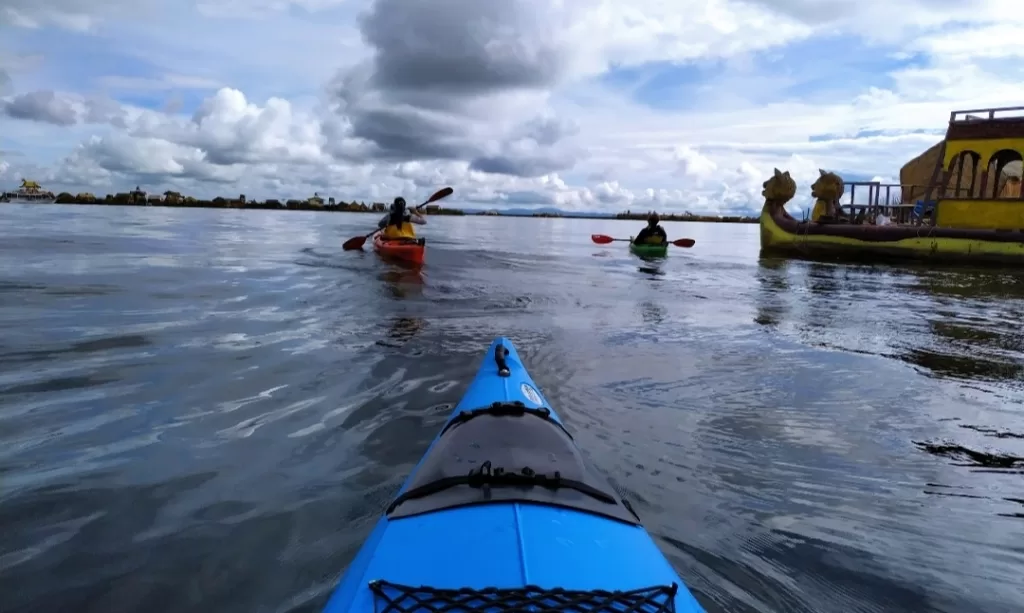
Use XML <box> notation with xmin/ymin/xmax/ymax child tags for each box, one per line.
<box><xmin>377</xmin><ymin>197</ymin><xmax>426</xmax><ymax>241</ymax></box>
<box><xmin>633</xmin><ymin>213</ymin><xmax>667</xmax><ymax>245</ymax></box>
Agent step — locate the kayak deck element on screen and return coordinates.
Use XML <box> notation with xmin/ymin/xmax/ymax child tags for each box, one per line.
<box><xmin>334</xmin><ymin>503</ymin><xmax>688</xmax><ymax>594</ymax></box>
<box><xmin>322</xmin><ymin>338</ymin><xmax>705</xmax><ymax>613</ymax></box>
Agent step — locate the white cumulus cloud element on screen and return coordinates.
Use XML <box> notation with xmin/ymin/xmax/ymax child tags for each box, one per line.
<box><xmin>1</xmin><ymin>0</ymin><xmax>1021</xmax><ymax>214</ymax></box>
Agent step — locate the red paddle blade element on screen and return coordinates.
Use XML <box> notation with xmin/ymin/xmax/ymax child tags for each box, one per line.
<box><xmin>591</xmin><ymin>234</ymin><xmax>614</xmax><ymax>244</ymax></box>
<box><xmin>672</xmin><ymin>238</ymin><xmax>695</xmax><ymax>248</ymax></box>
<box><xmin>342</xmin><ymin>235</ymin><xmax>368</xmax><ymax>250</ymax></box>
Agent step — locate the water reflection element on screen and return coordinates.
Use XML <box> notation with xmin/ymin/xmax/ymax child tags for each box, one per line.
<box><xmin>901</xmin><ymin>344</ymin><xmax>1024</xmax><ymax>383</ymax></box>
<box><xmin>913</xmin><ymin>439</ymin><xmax>1024</xmax><ymax>470</ymax></box>
<box><xmin>378</xmin><ymin>265</ymin><xmax>424</xmax><ymax>299</ymax></box>
<box><xmin>376</xmin><ymin>317</ymin><xmax>425</xmax><ymax>348</ymax></box>
<box><xmin>753</xmin><ymin>258</ymin><xmax>791</xmax><ymax>327</ymax></box>
<box><xmin>753</xmin><ymin>259</ymin><xmax>1024</xmax><ymax>386</ymax></box>
<box><xmin>637</xmin><ymin>263</ymin><xmax>665</xmax><ymax>277</ymax></box>
<box><xmin>911</xmin><ymin>268</ymin><xmax>1024</xmax><ymax>301</ymax></box>
<box><xmin>801</xmin><ymin>263</ymin><xmax>845</xmax><ymax>332</ymax></box>
<box><xmin>750</xmin><ymin>258</ymin><xmax>1024</xmax><ymax>496</ymax></box>
<box><xmin>638</xmin><ymin>301</ymin><xmax>665</xmax><ymax>325</ymax></box>
<box><xmin>897</xmin><ymin>269</ymin><xmax>1024</xmax><ymax>384</ymax></box>
<box><xmin>5</xmin><ymin>206</ymin><xmax>1024</xmax><ymax>613</ymax></box>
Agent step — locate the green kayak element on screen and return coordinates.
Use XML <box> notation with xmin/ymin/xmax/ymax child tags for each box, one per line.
<box><xmin>629</xmin><ymin>241</ymin><xmax>669</xmax><ymax>257</ymax></box>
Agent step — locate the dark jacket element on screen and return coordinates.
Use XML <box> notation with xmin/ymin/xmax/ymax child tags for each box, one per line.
<box><xmin>377</xmin><ymin>207</ymin><xmax>425</xmax><ymax>229</ymax></box>
<box><xmin>634</xmin><ymin>224</ymin><xmax>667</xmax><ymax>244</ymax></box>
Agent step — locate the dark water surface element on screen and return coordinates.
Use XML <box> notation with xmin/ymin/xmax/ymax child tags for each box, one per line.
<box><xmin>2</xmin><ymin>204</ymin><xmax>1023</xmax><ymax>613</ymax></box>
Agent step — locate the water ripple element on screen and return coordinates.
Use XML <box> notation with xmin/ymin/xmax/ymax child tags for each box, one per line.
<box><xmin>1</xmin><ymin>206</ymin><xmax>1023</xmax><ymax>612</ymax></box>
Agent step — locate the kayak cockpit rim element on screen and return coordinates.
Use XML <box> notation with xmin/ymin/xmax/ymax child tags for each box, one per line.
<box><xmin>385</xmin><ymin>400</ymin><xmax>642</xmax><ymax>526</ymax></box>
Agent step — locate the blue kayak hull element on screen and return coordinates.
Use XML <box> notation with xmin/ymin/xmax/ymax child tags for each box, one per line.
<box><xmin>322</xmin><ymin>337</ymin><xmax>705</xmax><ymax>613</ymax></box>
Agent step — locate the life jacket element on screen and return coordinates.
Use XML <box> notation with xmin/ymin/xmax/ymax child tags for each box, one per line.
<box><xmin>638</xmin><ymin>225</ymin><xmax>664</xmax><ymax>244</ymax></box>
<box><xmin>382</xmin><ymin>221</ymin><xmax>417</xmax><ymax>240</ymax></box>
<box><xmin>382</xmin><ymin>206</ymin><xmax>417</xmax><ymax>239</ymax></box>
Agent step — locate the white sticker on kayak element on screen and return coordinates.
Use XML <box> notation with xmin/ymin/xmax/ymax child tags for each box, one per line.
<box><xmin>520</xmin><ymin>383</ymin><xmax>542</xmax><ymax>405</ymax></box>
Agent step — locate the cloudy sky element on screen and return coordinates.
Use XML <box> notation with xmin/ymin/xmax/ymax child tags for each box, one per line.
<box><xmin>1</xmin><ymin>0</ymin><xmax>1021</xmax><ymax>214</ymax></box>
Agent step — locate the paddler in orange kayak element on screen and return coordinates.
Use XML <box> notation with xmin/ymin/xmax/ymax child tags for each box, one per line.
<box><xmin>377</xmin><ymin>197</ymin><xmax>426</xmax><ymax>240</ymax></box>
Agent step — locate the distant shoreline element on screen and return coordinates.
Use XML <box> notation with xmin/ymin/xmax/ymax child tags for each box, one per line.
<box><xmin>28</xmin><ymin>193</ymin><xmax>759</xmax><ymax>223</ymax></box>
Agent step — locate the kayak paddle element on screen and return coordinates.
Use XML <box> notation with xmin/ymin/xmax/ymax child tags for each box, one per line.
<box><xmin>342</xmin><ymin>187</ymin><xmax>454</xmax><ymax>251</ymax></box>
<box><xmin>591</xmin><ymin>234</ymin><xmax>695</xmax><ymax>248</ymax></box>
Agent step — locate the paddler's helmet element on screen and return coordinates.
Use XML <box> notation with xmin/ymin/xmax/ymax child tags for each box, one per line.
<box><xmin>648</xmin><ymin>213</ymin><xmax>659</xmax><ymax>225</ymax></box>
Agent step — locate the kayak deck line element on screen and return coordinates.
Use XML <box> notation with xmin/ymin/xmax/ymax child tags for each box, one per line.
<box><xmin>367</xmin><ymin>579</ymin><xmax>682</xmax><ymax>613</ymax></box>
<box><xmin>387</xmin><ymin>453</ymin><xmax>620</xmax><ymax>514</ymax></box>
<box><xmin>385</xmin><ymin>400</ymin><xmax>641</xmax><ymax>526</ymax></box>
<box><xmin>440</xmin><ymin>403</ymin><xmax>571</xmax><ymax>441</ymax></box>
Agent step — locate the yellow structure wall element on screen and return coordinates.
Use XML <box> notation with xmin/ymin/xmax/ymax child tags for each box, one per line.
<box><xmin>943</xmin><ymin>138</ymin><xmax>1023</xmax><ymax>168</ymax></box>
<box><xmin>936</xmin><ymin>199</ymin><xmax>1024</xmax><ymax>230</ymax></box>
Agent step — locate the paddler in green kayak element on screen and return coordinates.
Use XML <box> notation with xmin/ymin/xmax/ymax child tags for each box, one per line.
<box><xmin>633</xmin><ymin>213</ymin><xmax>667</xmax><ymax>245</ymax></box>
<box><xmin>377</xmin><ymin>197</ymin><xmax>426</xmax><ymax>241</ymax></box>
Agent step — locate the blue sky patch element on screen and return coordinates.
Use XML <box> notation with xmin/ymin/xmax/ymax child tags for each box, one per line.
<box><xmin>6</xmin><ymin>29</ymin><xmax>167</xmax><ymax>95</ymax></box>
<box><xmin>808</xmin><ymin>127</ymin><xmax>944</xmax><ymax>142</ymax></box>
<box><xmin>599</xmin><ymin>60</ymin><xmax>722</xmax><ymax>111</ymax></box>
<box><xmin>603</xmin><ymin>34</ymin><xmax>930</xmax><ymax>112</ymax></box>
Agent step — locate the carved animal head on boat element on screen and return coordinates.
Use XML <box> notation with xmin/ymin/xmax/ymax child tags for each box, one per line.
<box><xmin>810</xmin><ymin>169</ymin><xmax>845</xmax><ymax>203</ymax></box>
<box><xmin>762</xmin><ymin>168</ymin><xmax>797</xmax><ymax>206</ymax></box>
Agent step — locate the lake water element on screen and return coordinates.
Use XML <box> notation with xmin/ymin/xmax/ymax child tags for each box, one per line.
<box><xmin>1</xmin><ymin>203</ymin><xmax>1023</xmax><ymax>613</ymax></box>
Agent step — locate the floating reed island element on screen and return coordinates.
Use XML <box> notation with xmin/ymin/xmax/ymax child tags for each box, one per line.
<box><xmin>45</xmin><ymin>187</ymin><xmax>468</xmax><ymax>214</ymax></box>
<box><xmin>1</xmin><ymin>179</ymin><xmax>56</xmax><ymax>203</ymax></box>
<box><xmin>8</xmin><ymin>182</ymin><xmax>758</xmax><ymax>222</ymax></box>
<box><xmin>613</xmin><ymin>210</ymin><xmax>757</xmax><ymax>223</ymax></box>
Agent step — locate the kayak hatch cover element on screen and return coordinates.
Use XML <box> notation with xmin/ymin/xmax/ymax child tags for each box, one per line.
<box><xmin>321</xmin><ymin>336</ymin><xmax>706</xmax><ymax>613</ymax></box>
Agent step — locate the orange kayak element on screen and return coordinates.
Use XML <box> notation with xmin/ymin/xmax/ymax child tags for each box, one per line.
<box><xmin>373</xmin><ymin>234</ymin><xmax>426</xmax><ymax>264</ymax></box>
